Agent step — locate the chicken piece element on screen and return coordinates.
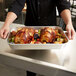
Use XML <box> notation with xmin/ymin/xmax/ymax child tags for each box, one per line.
<box><xmin>40</xmin><ymin>27</ymin><xmax>56</xmax><ymax>43</ymax></box>
<box><xmin>14</xmin><ymin>27</ymin><xmax>35</xmax><ymax>44</ymax></box>
<box><xmin>11</xmin><ymin>31</ymin><xmax>17</xmax><ymax>36</ymax></box>
<box><xmin>9</xmin><ymin>31</ymin><xmax>16</xmax><ymax>38</ymax></box>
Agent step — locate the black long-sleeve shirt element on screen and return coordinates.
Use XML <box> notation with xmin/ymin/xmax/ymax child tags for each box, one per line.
<box><xmin>9</xmin><ymin>0</ymin><xmax>70</xmax><ymax>26</ymax></box>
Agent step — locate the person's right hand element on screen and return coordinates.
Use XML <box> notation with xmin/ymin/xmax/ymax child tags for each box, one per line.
<box><xmin>0</xmin><ymin>25</ymin><xmax>10</xmax><ymax>39</ymax></box>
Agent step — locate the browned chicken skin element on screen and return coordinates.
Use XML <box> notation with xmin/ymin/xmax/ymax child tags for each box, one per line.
<box><xmin>40</xmin><ymin>27</ymin><xmax>56</xmax><ymax>43</ymax></box>
<box><xmin>14</xmin><ymin>27</ymin><xmax>35</xmax><ymax>44</ymax></box>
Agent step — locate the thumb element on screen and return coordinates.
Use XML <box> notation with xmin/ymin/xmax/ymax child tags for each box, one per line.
<box><xmin>3</xmin><ymin>30</ymin><xmax>9</xmax><ymax>39</ymax></box>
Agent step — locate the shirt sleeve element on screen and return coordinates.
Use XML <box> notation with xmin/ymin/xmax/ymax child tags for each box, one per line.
<box><xmin>56</xmin><ymin>0</ymin><xmax>70</xmax><ymax>14</ymax></box>
<box><xmin>9</xmin><ymin>0</ymin><xmax>26</xmax><ymax>17</ymax></box>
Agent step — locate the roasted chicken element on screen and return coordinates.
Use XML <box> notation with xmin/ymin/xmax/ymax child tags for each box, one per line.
<box><xmin>40</xmin><ymin>27</ymin><xmax>56</xmax><ymax>43</ymax></box>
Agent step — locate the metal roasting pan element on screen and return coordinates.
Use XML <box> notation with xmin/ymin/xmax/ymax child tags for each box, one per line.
<box><xmin>7</xmin><ymin>26</ymin><xmax>69</xmax><ymax>50</ymax></box>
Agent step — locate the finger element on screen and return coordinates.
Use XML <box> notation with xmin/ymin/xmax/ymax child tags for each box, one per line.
<box><xmin>65</xmin><ymin>32</ymin><xmax>68</xmax><ymax>37</ymax></box>
<box><xmin>71</xmin><ymin>29</ymin><xmax>75</xmax><ymax>40</ymax></box>
<box><xmin>3</xmin><ymin>30</ymin><xmax>9</xmax><ymax>39</ymax></box>
<box><xmin>67</xmin><ymin>29</ymin><xmax>71</xmax><ymax>40</ymax></box>
<box><xmin>0</xmin><ymin>30</ymin><xmax>4</xmax><ymax>38</ymax></box>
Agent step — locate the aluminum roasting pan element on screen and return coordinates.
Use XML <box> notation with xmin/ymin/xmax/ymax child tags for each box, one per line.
<box><xmin>7</xmin><ymin>26</ymin><xmax>69</xmax><ymax>50</ymax></box>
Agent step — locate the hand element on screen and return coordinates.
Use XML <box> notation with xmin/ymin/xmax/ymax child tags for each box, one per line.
<box><xmin>66</xmin><ymin>24</ymin><xmax>75</xmax><ymax>40</ymax></box>
<box><xmin>0</xmin><ymin>25</ymin><xmax>10</xmax><ymax>39</ymax></box>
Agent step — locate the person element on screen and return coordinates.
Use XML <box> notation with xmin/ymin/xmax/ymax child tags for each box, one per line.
<box><xmin>0</xmin><ymin>0</ymin><xmax>75</xmax><ymax>76</ymax></box>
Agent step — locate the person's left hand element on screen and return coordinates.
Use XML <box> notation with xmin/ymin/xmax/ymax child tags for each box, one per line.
<box><xmin>66</xmin><ymin>24</ymin><xmax>75</xmax><ymax>40</ymax></box>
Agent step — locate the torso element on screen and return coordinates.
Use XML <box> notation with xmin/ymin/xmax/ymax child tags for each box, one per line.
<box><xmin>25</xmin><ymin>0</ymin><xmax>57</xmax><ymax>26</ymax></box>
